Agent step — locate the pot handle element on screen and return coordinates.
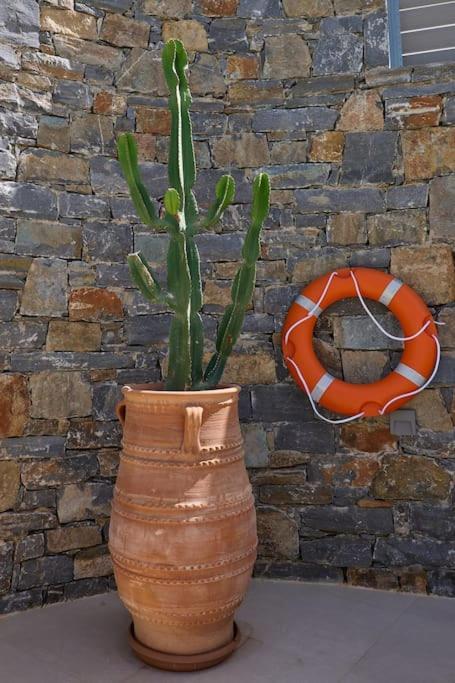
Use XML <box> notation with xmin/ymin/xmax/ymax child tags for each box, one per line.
<box><xmin>182</xmin><ymin>406</ymin><xmax>203</xmax><ymax>455</ymax></box>
<box><xmin>116</xmin><ymin>400</ymin><xmax>126</xmax><ymax>427</ymax></box>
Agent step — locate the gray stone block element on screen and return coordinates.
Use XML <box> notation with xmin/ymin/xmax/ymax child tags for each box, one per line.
<box><xmin>275</xmin><ymin>422</ymin><xmax>335</xmax><ymax>454</ymax></box>
<box><xmin>296</xmin><ymin>187</ymin><xmax>385</xmax><ymax>213</ymax></box>
<box><xmin>264</xmin><ymin>163</ymin><xmax>331</xmax><ymax>189</ymax></box>
<box><xmin>386</xmin><ymin>184</ymin><xmax>428</xmax><ymax>210</ymax></box>
<box><xmin>58</xmin><ymin>193</ymin><xmax>110</xmax><ymax>220</ymax></box>
<box><xmin>83</xmin><ymin>222</ymin><xmax>132</xmax><ymax>263</ymax></box>
<box><xmin>0</xmin><ymin>321</ymin><xmax>46</xmax><ymax>349</ymax></box>
<box><xmin>195</xmin><ymin>233</ymin><xmax>244</xmax><ymax>261</ymax></box>
<box><xmin>10</xmin><ymin>352</ymin><xmax>135</xmax><ymax>372</ymax></box>
<box><xmin>0</xmin><ymin>588</ymin><xmax>42</xmax><ymax>615</ymax></box>
<box><xmin>313</xmin><ymin>18</ymin><xmax>364</xmax><ymax>76</ymax></box>
<box><xmin>16</xmin><ymin>220</ymin><xmax>82</xmax><ymax>259</ymax></box>
<box><xmin>374</xmin><ymin>536</ymin><xmax>452</xmax><ymax>567</ymax></box>
<box><xmin>93</xmin><ymin>383</ymin><xmax>123</xmax><ymax>421</ymax></box>
<box><xmin>0</xmin><ymin>0</ymin><xmax>40</xmax><ymax>48</ymax></box>
<box><xmin>209</xmin><ymin>19</ymin><xmax>248</xmax><ymax>52</ymax></box>
<box><xmin>15</xmin><ymin>534</ymin><xmax>45</xmax><ymax>562</ymax></box>
<box><xmin>18</xmin><ymin>556</ymin><xmax>73</xmax><ymax>590</ymax></box>
<box><xmin>126</xmin><ymin>313</ymin><xmax>172</xmax><ymax>346</ymax></box>
<box><xmin>64</xmin><ymin>577</ymin><xmax>110</xmax><ymax>600</ymax></box>
<box><xmin>53</xmin><ymin>81</ymin><xmax>92</xmax><ymax>110</ymax></box>
<box><xmin>301</xmin><ymin>536</ymin><xmax>372</xmax><ymax>567</ymax></box>
<box><xmin>254</xmin><ymin>561</ymin><xmax>343</xmax><ymax>583</ymax></box>
<box><xmin>300</xmin><ymin>506</ymin><xmax>393</xmax><ymax>535</ymax></box>
<box><xmin>0</xmin><ymin>182</ymin><xmax>58</xmax><ymax>220</ymax></box>
<box><xmin>251</xmin><ymin>384</ymin><xmax>313</xmax><ymax>422</ymax></box>
<box><xmin>0</xmin><ymin>111</ymin><xmax>37</xmax><ymax>139</ymax></box>
<box><xmin>411</xmin><ymin>504</ymin><xmax>455</xmax><ymax>541</ymax></box>
<box><xmin>334</xmin><ymin>314</ymin><xmax>402</xmax><ymax>350</ymax></box>
<box><xmin>342</xmin><ymin>132</ymin><xmax>398</xmax><ymax>184</ymax></box>
<box><xmin>0</xmin><ymin>436</ymin><xmax>65</xmax><ymax>460</ymax></box>
<box><xmin>0</xmin><ymin>291</ymin><xmax>17</xmax><ymax>321</ymax></box>
<box><xmin>364</xmin><ymin>11</ymin><xmax>389</xmax><ymax>68</ymax></box>
<box><xmin>253</xmin><ymin>107</ymin><xmax>339</xmax><ymax>134</ymax></box>
<box><xmin>428</xmin><ymin>570</ymin><xmax>455</xmax><ymax>597</ymax></box>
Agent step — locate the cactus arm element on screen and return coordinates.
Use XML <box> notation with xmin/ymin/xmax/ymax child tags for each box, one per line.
<box><xmin>127</xmin><ymin>252</ymin><xmax>175</xmax><ymax>308</ymax></box>
<box><xmin>162</xmin><ymin>39</ymin><xmax>197</xmax><ymax>224</ymax></box>
<box><xmin>201</xmin><ymin>173</ymin><xmax>271</xmax><ymax>389</ymax></box>
<box><xmin>198</xmin><ymin>175</ymin><xmax>236</xmax><ymax>232</ymax></box>
<box><xmin>165</xmin><ymin>233</ymin><xmax>192</xmax><ymax>390</ymax></box>
<box><xmin>117</xmin><ymin>133</ymin><xmax>166</xmax><ymax>229</ymax></box>
<box><xmin>186</xmin><ymin>238</ymin><xmax>204</xmax><ymax>387</ymax></box>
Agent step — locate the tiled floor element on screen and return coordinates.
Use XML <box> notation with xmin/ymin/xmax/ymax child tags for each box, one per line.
<box><xmin>1</xmin><ymin>579</ymin><xmax>455</xmax><ymax>683</ymax></box>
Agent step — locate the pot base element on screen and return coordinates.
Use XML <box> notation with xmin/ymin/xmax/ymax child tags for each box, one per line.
<box><xmin>128</xmin><ymin>622</ymin><xmax>242</xmax><ymax>672</ymax></box>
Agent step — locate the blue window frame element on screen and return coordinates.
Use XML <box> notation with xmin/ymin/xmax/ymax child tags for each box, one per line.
<box><xmin>387</xmin><ymin>0</ymin><xmax>455</xmax><ymax>68</ymax></box>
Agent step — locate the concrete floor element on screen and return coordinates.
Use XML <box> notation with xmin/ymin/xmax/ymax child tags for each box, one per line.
<box><xmin>1</xmin><ymin>579</ymin><xmax>455</xmax><ymax>683</ymax></box>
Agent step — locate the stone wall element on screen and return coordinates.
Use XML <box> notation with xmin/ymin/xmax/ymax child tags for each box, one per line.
<box><xmin>0</xmin><ymin>0</ymin><xmax>454</xmax><ymax>613</ymax></box>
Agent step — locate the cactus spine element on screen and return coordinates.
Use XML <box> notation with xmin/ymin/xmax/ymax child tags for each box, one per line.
<box><xmin>118</xmin><ymin>39</ymin><xmax>270</xmax><ymax>391</ymax></box>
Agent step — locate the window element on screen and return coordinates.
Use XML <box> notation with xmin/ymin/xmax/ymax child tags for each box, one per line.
<box><xmin>387</xmin><ymin>0</ymin><xmax>455</xmax><ymax>67</ymax></box>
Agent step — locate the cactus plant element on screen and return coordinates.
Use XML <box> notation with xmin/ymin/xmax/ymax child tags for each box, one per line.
<box><xmin>117</xmin><ymin>39</ymin><xmax>270</xmax><ymax>391</ymax></box>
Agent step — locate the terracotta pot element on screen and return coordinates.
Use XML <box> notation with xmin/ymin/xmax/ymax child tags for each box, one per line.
<box><xmin>109</xmin><ymin>383</ymin><xmax>257</xmax><ymax>671</ymax></box>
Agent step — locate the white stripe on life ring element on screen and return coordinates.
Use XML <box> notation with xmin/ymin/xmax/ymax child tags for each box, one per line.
<box><xmin>379</xmin><ymin>278</ymin><xmax>403</xmax><ymax>306</ymax></box>
<box><xmin>311</xmin><ymin>372</ymin><xmax>335</xmax><ymax>402</ymax></box>
<box><xmin>395</xmin><ymin>362</ymin><xmax>426</xmax><ymax>387</ymax></box>
<box><xmin>295</xmin><ymin>294</ymin><xmax>322</xmax><ymax>318</ymax></box>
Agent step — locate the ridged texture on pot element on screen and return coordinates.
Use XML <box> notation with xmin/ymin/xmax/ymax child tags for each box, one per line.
<box><xmin>109</xmin><ymin>384</ymin><xmax>257</xmax><ymax>656</ymax></box>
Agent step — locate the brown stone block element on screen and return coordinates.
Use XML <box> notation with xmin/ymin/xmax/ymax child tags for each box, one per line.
<box><xmin>162</xmin><ymin>20</ymin><xmax>208</xmax><ymax>52</ymax></box>
<box><xmin>37</xmin><ymin>116</ymin><xmax>70</xmax><ymax>153</ymax></box>
<box><xmin>0</xmin><ymin>375</ymin><xmax>30</xmax><ymax>438</ymax></box>
<box><xmin>327</xmin><ymin>213</ymin><xmax>366</xmax><ymax>245</ymax></box>
<box><xmin>30</xmin><ymin>371</ymin><xmax>91</xmax><ymax>419</ymax></box>
<box><xmin>402</xmin><ymin>128</ymin><xmax>455</xmax><ymax>180</ymax></box>
<box><xmin>228</xmin><ymin>80</ymin><xmax>284</xmax><ymax>105</ymax></box>
<box><xmin>93</xmin><ymin>92</ymin><xmax>127</xmax><ymax>116</ymax></box>
<box><xmin>271</xmin><ymin>140</ymin><xmax>308</xmax><ymax>165</ymax></box>
<box><xmin>257</xmin><ymin>508</ymin><xmax>299</xmax><ymax>560</ymax></box>
<box><xmin>74</xmin><ymin>545</ymin><xmax>113</xmax><ymax>579</ymax></box>
<box><xmin>40</xmin><ymin>8</ymin><xmax>97</xmax><ymax>41</ymax></box>
<box><xmin>22</xmin><ymin>52</ymin><xmax>84</xmax><ymax>81</ymax></box>
<box><xmin>342</xmin><ymin>350</ymin><xmax>388</xmax><ymax>383</ymax></box>
<box><xmin>338</xmin><ymin>91</ymin><xmax>384</xmax><ymax>132</ymax></box>
<box><xmin>100</xmin><ymin>13</ymin><xmax>150</xmax><ymax>48</ymax></box>
<box><xmin>341</xmin><ymin>422</ymin><xmax>397</xmax><ymax>454</ymax></box>
<box><xmin>263</xmin><ymin>35</ymin><xmax>311</xmax><ymax>80</ymax></box>
<box><xmin>46</xmin><ymin>321</ymin><xmax>102</xmax><ymax>352</ymax></box>
<box><xmin>46</xmin><ymin>525</ymin><xmax>102</xmax><ymax>553</ymax></box>
<box><xmin>408</xmin><ymin>389</ymin><xmax>453</xmax><ymax>432</ymax></box>
<box><xmin>283</xmin><ymin>0</ymin><xmax>333</xmax><ymax>16</ymax></box>
<box><xmin>136</xmin><ymin>107</ymin><xmax>171</xmax><ymax>135</ymax></box>
<box><xmin>134</xmin><ymin>134</ymin><xmax>157</xmax><ymax>161</ymax></box>
<box><xmin>0</xmin><ymin>462</ymin><xmax>20</xmax><ymax>512</ymax></box>
<box><xmin>142</xmin><ymin>0</ymin><xmax>192</xmax><ymax>17</ymax></box>
<box><xmin>372</xmin><ymin>455</ymin><xmax>451</xmax><ymax>500</ymax></box>
<box><xmin>54</xmin><ymin>35</ymin><xmax>124</xmax><ymax>70</ymax></box>
<box><xmin>222</xmin><ymin>351</ymin><xmax>277</xmax><ymax>385</ymax></box>
<box><xmin>388</xmin><ymin>95</ymin><xmax>442</xmax><ymax>129</ymax></box>
<box><xmin>347</xmin><ymin>567</ymin><xmax>399</xmax><ymax>591</ymax></box>
<box><xmin>18</xmin><ymin>150</ymin><xmax>90</xmax><ymax>190</ymax></box>
<box><xmin>69</xmin><ymin>288</ymin><xmax>123</xmax><ymax>321</ymax></box>
<box><xmin>259</xmin><ymin>484</ymin><xmax>332</xmax><ymax>505</ymax></box>
<box><xmin>310</xmin><ymin>131</ymin><xmax>345</xmax><ymax>162</ymax></box>
<box><xmin>391</xmin><ymin>245</ymin><xmax>454</xmax><ymax>305</ymax></box>
<box><xmin>226</xmin><ymin>54</ymin><xmax>260</xmax><ymax>80</ymax></box>
<box><xmin>199</xmin><ymin>0</ymin><xmax>238</xmax><ymax>15</ymax></box>
<box><xmin>211</xmin><ymin>133</ymin><xmax>270</xmax><ymax>168</ymax></box>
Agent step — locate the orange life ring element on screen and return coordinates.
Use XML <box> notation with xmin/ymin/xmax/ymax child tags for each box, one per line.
<box><xmin>282</xmin><ymin>267</ymin><xmax>439</xmax><ymax>418</ymax></box>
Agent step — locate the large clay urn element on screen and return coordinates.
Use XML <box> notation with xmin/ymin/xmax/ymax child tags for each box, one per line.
<box><xmin>109</xmin><ymin>383</ymin><xmax>257</xmax><ymax>672</ymax></box>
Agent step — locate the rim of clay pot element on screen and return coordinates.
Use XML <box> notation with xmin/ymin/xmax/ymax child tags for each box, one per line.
<box><xmin>121</xmin><ymin>382</ymin><xmax>240</xmax><ymax>398</ymax></box>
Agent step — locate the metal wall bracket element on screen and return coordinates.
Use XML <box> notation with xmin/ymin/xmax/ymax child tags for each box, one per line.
<box><xmin>389</xmin><ymin>409</ymin><xmax>417</xmax><ymax>436</ymax></box>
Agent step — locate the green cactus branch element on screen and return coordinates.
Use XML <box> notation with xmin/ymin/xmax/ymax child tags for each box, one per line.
<box><xmin>117</xmin><ymin>39</ymin><xmax>270</xmax><ymax>391</ymax></box>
